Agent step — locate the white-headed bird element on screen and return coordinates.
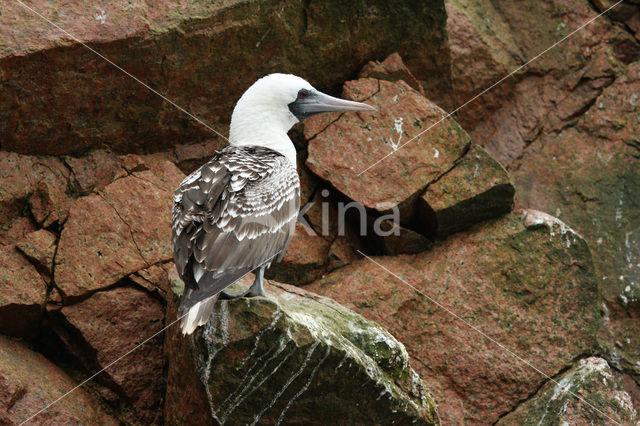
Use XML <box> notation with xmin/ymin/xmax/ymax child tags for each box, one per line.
<box><xmin>172</xmin><ymin>74</ymin><xmax>375</xmax><ymax>334</ymax></box>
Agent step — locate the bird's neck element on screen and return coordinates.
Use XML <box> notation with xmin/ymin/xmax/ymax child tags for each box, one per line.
<box><xmin>229</xmin><ymin>110</ymin><xmax>298</xmax><ymax>167</ymax></box>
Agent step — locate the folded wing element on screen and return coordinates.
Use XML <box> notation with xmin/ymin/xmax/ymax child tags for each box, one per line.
<box><xmin>172</xmin><ymin>146</ymin><xmax>300</xmax><ymax>316</ymax></box>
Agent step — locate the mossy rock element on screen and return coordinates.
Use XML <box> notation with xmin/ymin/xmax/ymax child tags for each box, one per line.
<box><xmin>169</xmin><ymin>278</ymin><xmax>439</xmax><ymax>425</ymax></box>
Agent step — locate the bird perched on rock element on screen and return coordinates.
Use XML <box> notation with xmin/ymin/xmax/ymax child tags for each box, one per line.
<box><xmin>172</xmin><ymin>73</ymin><xmax>375</xmax><ymax>334</ymax></box>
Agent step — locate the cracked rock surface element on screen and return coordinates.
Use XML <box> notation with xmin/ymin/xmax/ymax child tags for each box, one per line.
<box><xmin>497</xmin><ymin>357</ymin><xmax>638</xmax><ymax>425</ymax></box>
<box><xmin>306</xmin><ymin>77</ymin><xmax>470</xmax><ymax>214</ymax></box>
<box><xmin>0</xmin><ymin>334</ymin><xmax>117</xmax><ymax>424</ymax></box>
<box><xmin>54</xmin><ymin>160</ymin><xmax>184</xmax><ymax>298</ymax></box>
<box><xmin>307</xmin><ymin>211</ymin><xmax>602</xmax><ymax>424</ymax></box>
<box><xmin>166</xmin><ymin>274</ymin><xmax>439</xmax><ymax>425</ymax></box>
<box><xmin>0</xmin><ymin>0</ymin><xmax>449</xmax><ymax>156</ymax></box>
<box><xmin>1</xmin><ymin>0</ymin><xmax>640</xmax><ymax>423</ymax></box>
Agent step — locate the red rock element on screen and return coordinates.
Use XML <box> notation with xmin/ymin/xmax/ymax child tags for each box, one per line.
<box><xmin>0</xmin><ymin>152</ymin><xmax>70</xmax><ymax>227</ymax></box>
<box><xmin>173</xmin><ymin>139</ymin><xmax>227</xmax><ymax>174</ymax></box>
<box><xmin>28</xmin><ymin>157</ymin><xmax>72</xmax><ymax>228</ymax></box>
<box><xmin>473</xmin><ymin>74</ymin><xmax>615</xmax><ymax>164</ymax></box>
<box><xmin>358</xmin><ymin>52</ymin><xmax>424</xmax><ymax>94</ymax></box>
<box><xmin>98</xmin><ymin>165</ymin><xmax>181</xmax><ymax>263</ymax></box>
<box><xmin>0</xmin><ymin>246</ymin><xmax>46</xmax><ymax>337</ymax></box>
<box><xmin>266</xmin><ymin>222</ymin><xmax>331</xmax><ymax>285</ymax></box>
<box><xmin>55</xmin><ymin>286</ymin><xmax>165</xmax><ymax>424</ymax></box>
<box><xmin>599</xmin><ymin>306</ymin><xmax>640</xmax><ymax>393</ymax></box>
<box><xmin>419</xmin><ymin>145</ymin><xmax>514</xmax><ymax>237</ymax></box>
<box><xmin>164</xmin><ymin>266</ymin><xmax>219</xmax><ymax>426</ymax></box>
<box><xmin>510</xmin><ymin>63</ymin><xmax>640</xmax><ymax>386</ymax></box>
<box><xmin>297</xmin><ymin>156</ymin><xmax>319</xmax><ymax>207</ymax></box>
<box><xmin>28</xmin><ymin>181</ymin><xmax>72</xmax><ymax>227</ymax></box>
<box><xmin>301</xmin><ymin>187</ymin><xmax>342</xmax><ymax>242</ymax></box>
<box><xmin>306</xmin><ymin>78</ymin><xmax>470</xmax><ymax>215</ymax></box>
<box><xmin>497</xmin><ymin>357</ymin><xmax>638</xmax><ymax>424</ymax></box>
<box><xmin>119</xmin><ymin>154</ymin><xmax>149</xmax><ymax>174</ymax></box>
<box><xmin>16</xmin><ymin>229</ymin><xmax>57</xmax><ymax>280</ymax></box>
<box><xmin>445</xmin><ymin>0</ymin><xmax>522</xmax><ymax>131</ymax></box>
<box><xmin>326</xmin><ymin>235</ymin><xmax>362</xmax><ymax>270</ymax></box>
<box><xmin>0</xmin><ymin>0</ymin><xmax>449</xmax><ymax>156</ymax></box>
<box><xmin>0</xmin><ymin>152</ymin><xmax>36</xmax><ymax>224</ymax></box>
<box><xmin>55</xmin><ymin>161</ymin><xmax>184</xmax><ymax>297</ymax></box>
<box><xmin>0</xmin><ymin>217</ymin><xmax>37</xmax><ymax>247</ymax></box>
<box><xmin>129</xmin><ymin>262</ymin><xmax>173</xmax><ymax>300</ymax></box>
<box><xmin>307</xmin><ymin>211</ymin><xmax>601</xmax><ymax>424</ymax></box>
<box><xmin>0</xmin><ymin>334</ymin><xmax>117</xmax><ymax>425</ymax></box>
<box><xmin>65</xmin><ymin>150</ymin><xmax>127</xmax><ymax>194</ymax></box>
<box><xmin>455</xmin><ymin>0</ymin><xmax>636</xmax><ymax>164</ymax></box>
<box><xmin>443</xmin><ymin>0</ymin><xmax>640</xmax><ymax>394</ymax></box>
<box><xmin>591</xmin><ymin>0</ymin><xmax>640</xmax><ymax>41</ymax></box>
<box><xmin>367</xmin><ymin>219</ymin><xmax>432</xmax><ymax>255</ymax></box>
<box><xmin>54</xmin><ymin>192</ymin><xmax>146</xmax><ymax>298</ymax></box>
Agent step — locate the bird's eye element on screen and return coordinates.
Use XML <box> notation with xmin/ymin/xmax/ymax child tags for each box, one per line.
<box><xmin>298</xmin><ymin>90</ymin><xmax>308</xmax><ymax>99</ymax></box>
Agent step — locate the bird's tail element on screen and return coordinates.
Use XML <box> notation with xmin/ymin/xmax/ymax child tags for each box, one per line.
<box><xmin>180</xmin><ymin>294</ymin><xmax>219</xmax><ymax>335</ymax></box>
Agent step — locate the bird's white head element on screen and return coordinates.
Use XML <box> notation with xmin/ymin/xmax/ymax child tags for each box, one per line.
<box><xmin>229</xmin><ymin>73</ymin><xmax>376</xmax><ymax>166</ymax></box>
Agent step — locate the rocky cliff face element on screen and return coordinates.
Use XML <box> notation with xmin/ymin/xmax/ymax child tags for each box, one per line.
<box><xmin>1</xmin><ymin>0</ymin><xmax>639</xmax><ymax>424</ymax></box>
<box><xmin>0</xmin><ymin>0</ymin><xmax>449</xmax><ymax>156</ymax></box>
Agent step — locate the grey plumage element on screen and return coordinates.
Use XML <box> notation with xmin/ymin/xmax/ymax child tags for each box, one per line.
<box><xmin>171</xmin><ymin>73</ymin><xmax>375</xmax><ymax>335</ymax></box>
<box><xmin>172</xmin><ymin>146</ymin><xmax>300</xmax><ymax>333</ymax></box>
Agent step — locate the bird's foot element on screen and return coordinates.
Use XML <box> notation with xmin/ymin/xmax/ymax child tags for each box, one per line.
<box><xmin>219</xmin><ymin>289</ymin><xmax>245</xmax><ymax>300</ymax></box>
<box><xmin>219</xmin><ymin>265</ymin><xmax>267</xmax><ymax>299</ymax></box>
<box><xmin>219</xmin><ymin>286</ymin><xmax>266</xmax><ymax>299</ymax></box>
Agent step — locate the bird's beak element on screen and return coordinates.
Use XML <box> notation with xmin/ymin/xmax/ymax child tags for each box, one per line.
<box><xmin>290</xmin><ymin>91</ymin><xmax>376</xmax><ymax>120</ymax></box>
<box><xmin>304</xmin><ymin>91</ymin><xmax>377</xmax><ymax>114</ymax></box>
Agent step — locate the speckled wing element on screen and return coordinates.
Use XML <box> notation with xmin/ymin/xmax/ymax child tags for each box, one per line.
<box><xmin>172</xmin><ymin>146</ymin><xmax>300</xmax><ymax>315</ymax></box>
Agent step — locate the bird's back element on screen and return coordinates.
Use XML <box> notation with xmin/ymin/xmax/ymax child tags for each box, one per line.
<box><xmin>172</xmin><ymin>145</ymin><xmax>300</xmax><ymax>331</ymax></box>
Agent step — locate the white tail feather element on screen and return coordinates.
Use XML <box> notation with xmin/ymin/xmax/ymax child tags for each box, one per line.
<box><xmin>180</xmin><ymin>295</ymin><xmax>219</xmax><ymax>335</ymax></box>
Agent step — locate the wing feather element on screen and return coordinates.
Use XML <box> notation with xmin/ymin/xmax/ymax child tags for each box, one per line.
<box><xmin>172</xmin><ymin>146</ymin><xmax>300</xmax><ymax>314</ymax></box>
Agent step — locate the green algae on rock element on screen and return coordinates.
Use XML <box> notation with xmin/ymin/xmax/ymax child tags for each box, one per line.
<box><xmin>166</xmin><ymin>275</ymin><xmax>439</xmax><ymax>425</ymax></box>
<box><xmin>497</xmin><ymin>357</ymin><xmax>638</xmax><ymax>425</ymax></box>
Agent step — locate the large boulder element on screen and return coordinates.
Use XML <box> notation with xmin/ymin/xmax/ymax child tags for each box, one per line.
<box><xmin>0</xmin><ymin>334</ymin><xmax>117</xmax><ymax>424</ymax></box>
<box><xmin>165</xmin><ymin>273</ymin><xmax>439</xmax><ymax>425</ymax></box>
<box><xmin>306</xmin><ymin>77</ymin><xmax>470</xmax><ymax>216</ymax></box>
<box><xmin>0</xmin><ymin>0</ymin><xmax>449</xmax><ymax>155</ymax></box>
<box><xmin>443</xmin><ymin>0</ymin><xmax>640</xmax><ymax>401</ymax></box>
<box><xmin>54</xmin><ymin>160</ymin><xmax>184</xmax><ymax>298</ymax></box>
<box><xmin>419</xmin><ymin>145</ymin><xmax>514</xmax><ymax>237</ymax></box>
<box><xmin>497</xmin><ymin>357</ymin><xmax>638</xmax><ymax>425</ymax></box>
<box><xmin>444</xmin><ymin>0</ymin><xmax>523</xmax><ymax>131</ymax></box>
<box><xmin>306</xmin><ymin>210</ymin><xmax>601</xmax><ymax>423</ymax></box>
<box><xmin>50</xmin><ymin>285</ymin><xmax>165</xmax><ymax>424</ymax></box>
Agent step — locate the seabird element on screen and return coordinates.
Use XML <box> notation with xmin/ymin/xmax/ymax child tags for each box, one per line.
<box><xmin>172</xmin><ymin>73</ymin><xmax>375</xmax><ymax>334</ymax></box>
